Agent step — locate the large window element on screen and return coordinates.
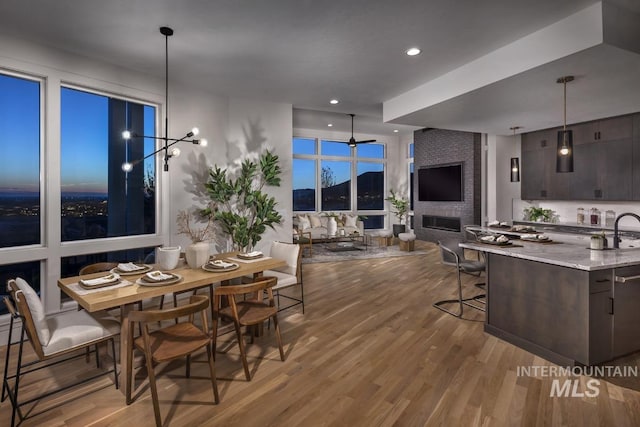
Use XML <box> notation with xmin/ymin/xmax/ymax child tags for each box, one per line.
<box><xmin>61</xmin><ymin>87</ymin><xmax>156</xmax><ymax>241</ymax></box>
<box><xmin>292</xmin><ymin>138</ymin><xmax>316</xmax><ymax>211</ymax></box>
<box><xmin>293</xmin><ymin>136</ymin><xmax>386</xmax><ymax>229</ymax></box>
<box><xmin>0</xmin><ymin>73</ymin><xmax>41</xmax><ymax>248</ymax></box>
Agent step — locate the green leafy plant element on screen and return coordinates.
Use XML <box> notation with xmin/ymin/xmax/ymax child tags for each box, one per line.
<box><xmin>202</xmin><ymin>150</ymin><xmax>283</xmax><ymax>252</ymax></box>
<box><xmin>386</xmin><ymin>190</ymin><xmax>409</xmax><ymax>224</ymax></box>
<box><xmin>523</xmin><ymin>206</ymin><xmax>554</xmax><ymax>222</ymax></box>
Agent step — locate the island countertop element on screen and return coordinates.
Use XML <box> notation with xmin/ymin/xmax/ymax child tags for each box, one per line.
<box><xmin>460</xmin><ymin>240</ymin><xmax>640</xmax><ymax>271</ymax></box>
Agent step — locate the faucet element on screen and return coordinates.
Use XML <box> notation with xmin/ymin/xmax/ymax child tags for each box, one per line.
<box><xmin>613</xmin><ymin>213</ymin><xmax>640</xmax><ymax>248</ymax></box>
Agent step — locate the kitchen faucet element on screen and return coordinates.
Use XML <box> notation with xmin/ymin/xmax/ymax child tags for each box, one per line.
<box><xmin>613</xmin><ymin>212</ymin><xmax>640</xmax><ymax>248</ymax></box>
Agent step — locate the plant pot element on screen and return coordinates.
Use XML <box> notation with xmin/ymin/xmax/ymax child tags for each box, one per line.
<box><xmin>185</xmin><ymin>241</ymin><xmax>209</xmax><ymax>269</ymax></box>
<box><xmin>392</xmin><ymin>224</ymin><xmax>406</xmax><ymax>237</ymax></box>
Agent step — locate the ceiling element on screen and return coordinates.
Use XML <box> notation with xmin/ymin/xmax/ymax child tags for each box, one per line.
<box><xmin>1</xmin><ymin>0</ymin><xmax>639</xmax><ymax>136</ymax></box>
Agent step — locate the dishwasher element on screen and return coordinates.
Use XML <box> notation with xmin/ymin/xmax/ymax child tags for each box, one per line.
<box><xmin>613</xmin><ymin>265</ymin><xmax>640</xmax><ymax>357</ymax></box>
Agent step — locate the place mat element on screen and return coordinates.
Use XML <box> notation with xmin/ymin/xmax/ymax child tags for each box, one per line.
<box><xmin>228</xmin><ymin>256</ymin><xmax>272</xmax><ymax>264</ymax></box>
<box><xmin>474</xmin><ymin>241</ymin><xmax>523</xmax><ymax>248</ymax></box>
<box><xmin>67</xmin><ymin>279</ymin><xmax>133</xmax><ymax>295</ymax></box>
<box><xmin>520</xmin><ymin>238</ymin><xmax>560</xmax><ymax>244</ymax></box>
<box><xmin>136</xmin><ymin>273</ymin><xmax>183</xmax><ymax>287</ymax></box>
<box><xmin>111</xmin><ymin>264</ymin><xmax>152</xmax><ymax>276</ymax></box>
<box><xmin>202</xmin><ymin>262</ymin><xmax>240</xmax><ymax>272</ymax></box>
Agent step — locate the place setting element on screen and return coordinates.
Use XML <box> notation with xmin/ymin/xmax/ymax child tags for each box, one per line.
<box><xmin>202</xmin><ymin>259</ymin><xmax>239</xmax><ymax>272</ymax></box>
<box><xmin>135</xmin><ymin>270</ymin><xmax>183</xmax><ymax>286</ymax></box>
<box><xmin>110</xmin><ymin>262</ymin><xmax>152</xmax><ymax>276</ymax></box>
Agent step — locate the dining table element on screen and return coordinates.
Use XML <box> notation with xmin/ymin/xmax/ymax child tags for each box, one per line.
<box><xmin>57</xmin><ymin>251</ymin><xmax>286</xmax><ymax>400</ymax></box>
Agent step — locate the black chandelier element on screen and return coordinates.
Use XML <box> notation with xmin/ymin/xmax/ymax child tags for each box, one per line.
<box><xmin>122</xmin><ymin>26</ymin><xmax>207</xmax><ymax>173</ymax></box>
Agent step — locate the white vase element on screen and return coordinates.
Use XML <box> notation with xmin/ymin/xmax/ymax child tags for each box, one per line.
<box><xmin>185</xmin><ymin>241</ymin><xmax>209</xmax><ymax>269</ymax></box>
<box><xmin>156</xmin><ymin>246</ymin><xmax>181</xmax><ymax>270</ymax></box>
<box><xmin>327</xmin><ymin>217</ymin><xmax>337</xmax><ymax>236</ymax></box>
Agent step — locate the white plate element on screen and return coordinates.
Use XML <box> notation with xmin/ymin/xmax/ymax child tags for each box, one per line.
<box><xmin>202</xmin><ymin>263</ymin><xmax>239</xmax><ymax>273</ymax></box>
<box><xmin>136</xmin><ymin>273</ymin><xmax>183</xmax><ymax>286</ymax></box>
<box><xmin>111</xmin><ymin>264</ymin><xmax>152</xmax><ymax>276</ymax></box>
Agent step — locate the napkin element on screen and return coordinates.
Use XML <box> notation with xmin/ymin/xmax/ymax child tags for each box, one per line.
<box><xmin>117</xmin><ymin>262</ymin><xmax>145</xmax><ymax>272</ymax></box>
<box><xmin>144</xmin><ymin>271</ymin><xmax>174</xmax><ymax>282</ymax></box>
<box><xmin>80</xmin><ymin>274</ymin><xmax>119</xmax><ymax>287</ymax></box>
<box><xmin>207</xmin><ymin>260</ymin><xmax>235</xmax><ymax>269</ymax></box>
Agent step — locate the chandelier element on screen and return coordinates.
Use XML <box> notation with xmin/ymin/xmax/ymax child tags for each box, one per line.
<box><xmin>122</xmin><ymin>26</ymin><xmax>207</xmax><ymax>173</ymax></box>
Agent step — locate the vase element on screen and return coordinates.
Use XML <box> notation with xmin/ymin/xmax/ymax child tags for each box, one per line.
<box><xmin>185</xmin><ymin>241</ymin><xmax>209</xmax><ymax>269</ymax></box>
<box><xmin>327</xmin><ymin>217</ymin><xmax>337</xmax><ymax>236</ymax></box>
<box><xmin>156</xmin><ymin>245</ymin><xmax>181</xmax><ymax>270</ymax></box>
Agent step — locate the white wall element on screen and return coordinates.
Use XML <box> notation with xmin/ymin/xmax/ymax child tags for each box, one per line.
<box><xmin>486</xmin><ymin>134</ymin><xmax>521</xmax><ymax>222</ymax></box>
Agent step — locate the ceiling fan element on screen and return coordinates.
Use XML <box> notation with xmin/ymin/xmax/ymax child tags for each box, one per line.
<box><xmin>345</xmin><ymin>114</ymin><xmax>376</xmax><ymax>147</ymax></box>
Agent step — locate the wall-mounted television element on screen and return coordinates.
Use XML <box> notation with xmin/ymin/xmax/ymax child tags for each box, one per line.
<box><xmin>418</xmin><ymin>162</ymin><xmax>464</xmax><ymax>201</ymax></box>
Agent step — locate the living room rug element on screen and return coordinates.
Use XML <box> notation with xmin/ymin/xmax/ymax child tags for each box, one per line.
<box><xmin>302</xmin><ymin>242</ymin><xmax>429</xmax><ymax>264</ymax></box>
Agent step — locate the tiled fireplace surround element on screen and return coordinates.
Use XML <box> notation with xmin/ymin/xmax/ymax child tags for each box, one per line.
<box><xmin>413</xmin><ymin>128</ymin><xmax>482</xmax><ymax>243</ymax></box>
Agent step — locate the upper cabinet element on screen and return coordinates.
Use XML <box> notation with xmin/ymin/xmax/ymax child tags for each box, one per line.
<box><xmin>521</xmin><ymin>113</ymin><xmax>636</xmax><ymax>201</ymax></box>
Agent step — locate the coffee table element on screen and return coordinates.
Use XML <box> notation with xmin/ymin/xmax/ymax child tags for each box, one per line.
<box><xmin>321</xmin><ymin>233</ymin><xmax>367</xmax><ymax>252</ymax></box>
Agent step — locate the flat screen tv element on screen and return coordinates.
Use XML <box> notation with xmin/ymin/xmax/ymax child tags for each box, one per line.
<box><xmin>418</xmin><ymin>163</ymin><xmax>463</xmax><ymax>201</ymax></box>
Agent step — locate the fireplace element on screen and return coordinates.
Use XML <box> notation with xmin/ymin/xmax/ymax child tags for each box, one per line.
<box><xmin>422</xmin><ymin>215</ymin><xmax>461</xmax><ymax>232</ymax></box>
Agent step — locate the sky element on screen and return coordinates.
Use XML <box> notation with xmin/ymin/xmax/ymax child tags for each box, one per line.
<box><xmin>0</xmin><ymin>73</ymin><xmax>155</xmax><ymax>195</ymax></box>
<box><xmin>292</xmin><ymin>137</ymin><xmax>385</xmax><ymax>190</ymax></box>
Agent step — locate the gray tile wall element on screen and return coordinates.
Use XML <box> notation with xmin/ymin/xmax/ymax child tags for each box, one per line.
<box><xmin>413</xmin><ymin>128</ymin><xmax>481</xmax><ymax>242</ymax></box>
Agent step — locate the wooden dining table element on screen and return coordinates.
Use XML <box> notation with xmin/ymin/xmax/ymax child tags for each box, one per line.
<box><xmin>57</xmin><ymin>252</ymin><xmax>286</xmax><ymax>400</ymax></box>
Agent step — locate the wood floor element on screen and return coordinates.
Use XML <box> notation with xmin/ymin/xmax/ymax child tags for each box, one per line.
<box><xmin>2</xmin><ymin>240</ymin><xmax>640</xmax><ymax>426</ymax></box>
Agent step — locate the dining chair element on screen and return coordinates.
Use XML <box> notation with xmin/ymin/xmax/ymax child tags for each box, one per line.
<box><xmin>212</xmin><ymin>276</ymin><xmax>285</xmax><ymax>381</ymax></box>
<box><xmin>433</xmin><ymin>239</ymin><xmax>486</xmax><ymax>318</ymax></box>
<box><xmin>2</xmin><ymin>278</ymin><xmax>120</xmax><ymax>427</ymax></box>
<box><xmin>126</xmin><ymin>294</ymin><xmax>219</xmax><ymax>427</ymax></box>
<box><xmin>265</xmin><ymin>241</ymin><xmax>304</xmax><ymax>313</ymax></box>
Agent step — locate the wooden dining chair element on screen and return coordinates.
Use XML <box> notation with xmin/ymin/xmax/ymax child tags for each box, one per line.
<box><xmin>126</xmin><ymin>294</ymin><xmax>219</xmax><ymax>427</ymax></box>
<box><xmin>2</xmin><ymin>278</ymin><xmax>120</xmax><ymax>427</ymax></box>
<box><xmin>212</xmin><ymin>276</ymin><xmax>285</xmax><ymax>381</ymax></box>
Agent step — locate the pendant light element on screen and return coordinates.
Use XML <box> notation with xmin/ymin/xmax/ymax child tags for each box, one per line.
<box><xmin>121</xmin><ymin>27</ymin><xmax>207</xmax><ymax>173</ymax></box>
<box><xmin>556</xmin><ymin>76</ymin><xmax>574</xmax><ymax>173</ymax></box>
<box><xmin>509</xmin><ymin>126</ymin><xmax>521</xmax><ymax>182</ymax></box>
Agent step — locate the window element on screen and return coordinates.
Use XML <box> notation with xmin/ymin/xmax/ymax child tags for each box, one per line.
<box><xmin>321</xmin><ymin>160</ymin><xmax>351</xmax><ymax>211</ymax></box>
<box><xmin>0</xmin><ymin>73</ymin><xmax>41</xmax><ymax>248</ymax></box>
<box><xmin>293</xmin><ymin>138</ymin><xmax>317</xmax><ymax>211</ymax></box>
<box><xmin>61</xmin><ymin>87</ymin><xmax>156</xmax><ymax>241</ymax></box>
<box><xmin>293</xmin><ymin>136</ymin><xmax>386</xmax><ymax>229</ymax></box>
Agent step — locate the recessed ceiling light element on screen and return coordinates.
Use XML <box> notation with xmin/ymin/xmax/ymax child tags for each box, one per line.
<box><xmin>328</xmin><ymin>123</ymin><xmax>333</xmax><ymax>127</ymax></box>
<box><xmin>393</xmin><ymin>129</ymin><xmax>399</xmax><ymax>133</ymax></box>
<box><xmin>406</xmin><ymin>47</ymin><xmax>421</xmax><ymax>56</ymax></box>
<box><xmin>330</xmin><ymin>99</ymin><xmax>339</xmax><ymax>105</ymax></box>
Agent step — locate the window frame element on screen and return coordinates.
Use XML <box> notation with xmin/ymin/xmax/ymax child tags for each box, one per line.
<box><xmin>292</xmin><ymin>135</ymin><xmax>387</xmax><ymax>230</ymax></box>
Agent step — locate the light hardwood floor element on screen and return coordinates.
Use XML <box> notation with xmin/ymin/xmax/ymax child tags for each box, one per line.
<box><xmin>2</xmin><ymin>240</ymin><xmax>639</xmax><ymax>426</ymax></box>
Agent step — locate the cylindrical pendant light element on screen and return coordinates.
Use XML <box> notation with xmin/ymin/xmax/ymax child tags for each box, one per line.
<box><xmin>510</xmin><ymin>158</ymin><xmax>520</xmax><ymax>182</ymax></box>
<box><xmin>509</xmin><ymin>126</ymin><xmax>521</xmax><ymax>182</ymax></box>
<box><xmin>556</xmin><ymin>76</ymin><xmax>574</xmax><ymax>173</ymax></box>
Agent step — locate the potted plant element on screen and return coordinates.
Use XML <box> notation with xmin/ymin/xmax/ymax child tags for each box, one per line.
<box><xmin>386</xmin><ymin>189</ymin><xmax>409</xmax><ymax>237</ymax></box>
<box><xmin>176</xmin><ymin>209</ymin><xmax>215</xmax><ymax>268</ymax></box>
<box><xmin>523</xmin><ymin>206</ymin><xmax>554</xmax><ymax>223</ymax></box>
<box><xmin>202</xmin><ymin>150</ymin><xmax>283</xmax><ymax>253</ymax></box>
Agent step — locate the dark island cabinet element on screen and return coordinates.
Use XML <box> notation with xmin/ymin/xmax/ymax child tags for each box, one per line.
<box><xmin>521</xmin><ymin>113</ymin><xmax>636</xmax><ymax>201</ymax></box>
<box><xmin>633</xmin><ymin>113</ymin><xmax>640</xmax><ymax>200</ymax></box>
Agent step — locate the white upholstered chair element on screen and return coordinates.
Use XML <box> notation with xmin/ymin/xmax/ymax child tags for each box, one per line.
<box><xmin>2</xmin><ymin>278</ymin><xmax>120</xmax><ymax>427</ymax></box>
<box><xmin>264</xmin><ymin>241</ymin><xmax>304</xmax><ymax>313</ymax></box>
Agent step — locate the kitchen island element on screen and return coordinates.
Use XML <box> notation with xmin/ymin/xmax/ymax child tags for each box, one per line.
<box><xmin>460</xmin><ymin>239</ymin><xmax>640</xmax><ymax>365</ymax></box>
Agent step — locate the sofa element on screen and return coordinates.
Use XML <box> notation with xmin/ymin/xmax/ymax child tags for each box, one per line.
<box><xmin>294</xmin><ymin>213</ymin><xmax>364</xmax><ymax>241</ymax></box>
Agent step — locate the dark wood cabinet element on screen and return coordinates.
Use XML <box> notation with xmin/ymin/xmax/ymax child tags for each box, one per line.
<box><xmin>521</xmin><ymin>113</ymin><xmax>635</xmax><ymax>201</ymax></box>
<box><xmin>632</xmin><ymin>113</ymin><xmax>640</xmax><ymax>200</ymax></box>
